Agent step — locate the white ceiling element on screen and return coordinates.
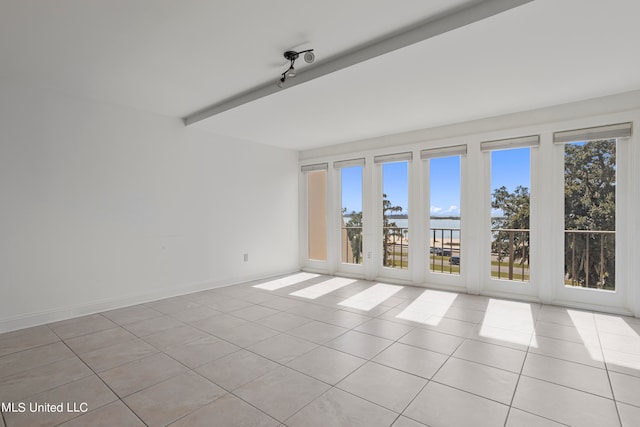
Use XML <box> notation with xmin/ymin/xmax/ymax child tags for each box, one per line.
<box><xmin>3</xmin><ymin>0</ymin><xmax>640</xmax><ymax>151</ymax></box>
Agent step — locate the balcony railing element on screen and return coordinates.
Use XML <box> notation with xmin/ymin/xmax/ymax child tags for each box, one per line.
<box><xmin>341</xmin><ymin>226</ymin><xmax>363</xmax><ymax>264</ymax></box>
<box><xmin>342</xmin><ymin>226</ymin><xmax>614</xmax><ymax>289</ymax></box>
<box><xmin>430</xmin><ymin>228</ymin><xmax>460</xmax><ymax>275</ymax></box>
<box><xmin>565</xmin><ymin>230</ymin><xmax>615</xmax><ymax>290</ymax></box>
<box><xmin>491</xmin><ymin>228</ymin><xmax>530</xmax><ymax>281</ymax></box>
<box><xmin>383</xmin><ymin>226</ymin><xmax>408</xmax><ymax>269</ymax></box>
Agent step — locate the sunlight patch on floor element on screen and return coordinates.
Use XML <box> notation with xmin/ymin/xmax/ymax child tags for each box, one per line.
<box><xmin>289</xmin><ymin>277</ymin><xmax>356</xmax><ymax>299</ymax></box>
<box><xmin>338</xmin><ymin>283</ymin><xmax>402</xmax><ymax>311</ymax></box>
<box><xmin>479</xmin><ymin>299</ymin><xmax>535</xmax><ymax>347</ymax></box>
<box><xmin>602</xmin><ymin>348</ymin><xmax>640</xmax><ymax>373</ymax></box>
<box><xmin>482</xmin><ymin>299</ymin><xmax>536</xmax><ymax>333</ymax></box>
<box><xmin>396</xmin><ymin>289</ymin><xmax>458</xmax><ymax>325</ymax></box>
<box><xmin>572</xmin><ymin>313</ymin><xmax>640</xmax><ymax>371</ymax></box>
<box><xmin>253</xmin><ymin>272</ymin><xmax>319</xmax><ymax>291</ymax></box>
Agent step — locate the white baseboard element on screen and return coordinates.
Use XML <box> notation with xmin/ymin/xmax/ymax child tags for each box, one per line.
<box><xmin>0</xmin><ymin>269</ymin><xmax>300</xmax><ymax>334</ymax></box>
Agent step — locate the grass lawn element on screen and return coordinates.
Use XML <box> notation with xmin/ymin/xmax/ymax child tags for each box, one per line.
<box><xmin>492</xmin><ymin>271</ymin><xmax>529</xmax><ymax>281</ymax></box>
<box><xmin>430</xmin><ymin>264</ymin><xmax>460</xmax><ymax>274</ymax></box>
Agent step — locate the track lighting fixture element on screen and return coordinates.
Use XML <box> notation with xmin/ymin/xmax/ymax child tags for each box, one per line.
<box><xmin>278</xmin><ymin>49</ymin><xmax>314</xmax><ymax>87</ymax></box>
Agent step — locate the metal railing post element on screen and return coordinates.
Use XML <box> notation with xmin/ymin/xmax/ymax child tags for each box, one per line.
<box><xmin>585</xmin><ymin>235</ymin><xmax>590</xmax><ymax>288</ymax></box>
<box><xmin>432</xmin><ymin>229</ymin><xmax>436</xmax><ymax>271</ymax></box>
<box><xmin>600</xmin><ymin>234</ymin><xmax>605</xmax><ymax>288</ymax></box>
<box><xmin>508</xmin><ymin>231</ymin><xmax>514</xmax><ymax>280</ymax></box>
<box><xmin>449</xmin><ymin>229</ymin><xmax>453</xmax><ymax>274</ymax></box>
<box><xmin>496</xmin><ymin>231</ymin><xmax>501</xmax><ymax>279</ymax></box>
<box><xmin>571</xmin><ymin>233</ymin><xmax>576</xmax><ymax>286</ymax></box>
<box><xmin>521</xmin><ymin>231</ymin><xmax>525</xmax><ymax>279</ymax></box>
<box><xmin>399</xmin><ymin>230</ymin><xmax>403</xmax><ymax>269</ymax></box>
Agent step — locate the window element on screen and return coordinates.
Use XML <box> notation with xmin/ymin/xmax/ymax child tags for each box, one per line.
<box><xmin>303</xmin><ymin>165</ymin><xmax>327</xmax><ymax>261</ymax></box>
<box><xmin>482</xmin><ymin>136</ymin><xmax>537</xmax><ymax>282</ymax></box>
<box><xmin>563</xmin><ymin>140</ymin><xmax>617</xmax><ymax>290</ymax></box>
<box><xmin>338</xmin><ymin>161</ymin><xmax>364</xmax><ymax>265</ymax></box>
<box><xmin>423</xmin><ymin>145</ymin><xmax>465</xmax><ymax>275</ymax></box>
<box><xmin>376</xmin><ymin>153</ymin><xmax>412</xmax><ymax>270</ymax></box>
<box><xmin>554</xmin><ymin>123</ymin><xmax>631</xmax><ymax>292</ymax></box>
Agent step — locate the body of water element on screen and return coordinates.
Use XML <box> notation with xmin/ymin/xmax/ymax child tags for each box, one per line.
<box><xmin>344</xmin><ymin>217</ymin><xmax>461</xmax><ymax>239</ymax></box>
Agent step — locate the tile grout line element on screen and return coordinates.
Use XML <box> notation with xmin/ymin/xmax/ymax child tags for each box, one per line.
<box><xmin>232</xmin><ymin>282</ymin><xmax>543</xmax><ymax>425</ymax></box>
<box><xmin>594</xmin><ymin>315</ymin><xmax>625</xmax><ymax>427</ymax></box>
<box><xmin>163</xmin><ymin>304</ymin><xmax>348</xmax><ymax>427</ymax></box>
<box><xmin>219</xmin><ymin>294</ymin><xmax>427</xmax><ymax>426</ymax></box>
<box><xmin>54</xmin><ymin>313</ymin><xmax>276</xmax><ymax>426</ymax></box>
<box><xmin>392</xmin><ymin>324</ymin><xmax>468</xmax><ymax>422</ymax></box>
<box><xmin>48</xmin><ymin>326</ymin><xmax>150</xmax><ymax>427</ymax></box>
<box><xmin>160</xmin><ymin>369</ymin><xmax>281</xmax><ymax>427</ymax></box>
<box><xmin>503</xmin><ymin>320</ymin><xmax>534</xmax><ymax>427</ymax></box>
<box><xmin>160</xmin><ymin>342</ymin><xmax>284</xmax><ymax>427</ymax></box>
<box><xmin>0</xmin><ymin>337</ymin><xmax>63</xmax><ymax>360</ymax></box>
<box><xmin>4</xmin><ymin>274</ymin><xmax>638</xmax><ymax>427</ymax></box>
<box><xmin>275</xmin><ymin>312</ymin><xmax>434</xmax><ymax>424</ymax></box>
<box><xmin>0</xmin><ymin>325</ymin><xmax>96</xmax><ymax>410</ymax></box>
<box><xmin>54</xmin><ymin>310</ymin><xmax>259</xmax><ymax>425</ymax></box>
<box><xmin>47</xmin><ymin>313</ymin><xmax>119</xmax><ymax>342</ymax></box>
<box><xmin>383</xmin><ymin>331</ymin><xmax>467</xmax><ymax>427</ymax></box>
<box><xmin>96</xmin><ymin>310</ymin><xmax>285</xmax><ymax>426</ymax></box>
<box><xmin>503</xmin><ymin>309</ymin><xmax>608</xmax><ymax>427</ymax></box>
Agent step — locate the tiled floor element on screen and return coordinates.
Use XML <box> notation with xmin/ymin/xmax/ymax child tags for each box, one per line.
<box><xmin>2</xmin><ymin>272</ymin><xmax>640</xmax><ymax>426</ymax></box>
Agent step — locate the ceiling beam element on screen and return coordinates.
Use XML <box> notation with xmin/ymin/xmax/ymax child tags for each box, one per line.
<box><xmin>183</xmin><ymin>0</ymin><xmax>534</xmax><ymax>126</ymax></box>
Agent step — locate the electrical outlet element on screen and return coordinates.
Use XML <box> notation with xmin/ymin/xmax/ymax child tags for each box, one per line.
<box><xmin>243</xmin><ymin>253</ymin><xmax>249</xmax><ymax>262</ymax></box>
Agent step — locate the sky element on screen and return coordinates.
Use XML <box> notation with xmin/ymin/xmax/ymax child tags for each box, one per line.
<box><xmin>340</xmin><ymin>148</ymin><xmax>531</xmax><ymax>216</ymax></box>
<box><xmin>382</xmin><ymin>162</ymin><xmax>408</xmax><ymax>213</ymax></box>
<box><xmin>430</xmin><ymin>156</ymin><xmax>460</xmax><ymax>216</ymax></box>
<box><xmin>491</xmin><ymin>147</ymin><xmax>531</xmax><ymax>194</ymax></box>
<box><xmin>341</xmin><ymin>166</ymin><xmax>363</xmax><ymax>213</ymax></box>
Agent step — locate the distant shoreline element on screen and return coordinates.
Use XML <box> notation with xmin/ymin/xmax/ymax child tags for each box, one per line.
<box><xmin>347</xmin><ymin>214</ymin><xmax>507</xmax><ymax>221</ymax></box>
<box><xmin>386</xmin><ymin>215</ymin><xmax>461</xmax><ymax>220</ymax></box>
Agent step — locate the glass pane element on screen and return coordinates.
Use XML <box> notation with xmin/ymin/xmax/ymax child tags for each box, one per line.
<box><xmin>490</xmin><ymin>147</ymin><xmax>530</xmax><ymax>282</ymax></box>
<box><xmin>341</xmin><ymin>166</ymin><xmax>363</xmax><ymax>264</ymax></box>
<box><xmin>564</xmin><ymin>139</ymin><xmax>616</xmax><ymax>290</ymax></box>
<box><xmin>308</xmin><ymin>169</ymin><xmax>327</xmax><ymax>261</ymax></box>
<box><xmin>382</xmin><ymin>162</ymin><xmax>408</xmax><ymax>269</ymax></box>
<box><xmin>429</xmin><ymin>156</ymin><xmax>461</xmax><ymax>275</ymax></box>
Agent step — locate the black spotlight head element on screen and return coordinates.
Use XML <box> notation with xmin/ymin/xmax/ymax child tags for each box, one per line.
<box><xmin>303</xmin><ymin>51</ymin><xmax>315</xmax><ymax>63</ymax></box>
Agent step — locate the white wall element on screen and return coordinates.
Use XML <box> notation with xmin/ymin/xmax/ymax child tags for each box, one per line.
<box><xmin>0</xmin><ymin>86</ymin><xmax>299</xmax><ymax>332</ymax></box>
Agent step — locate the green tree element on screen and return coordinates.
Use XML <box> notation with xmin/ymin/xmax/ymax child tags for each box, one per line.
<box><xmin>344</xmin><ymin>210</ymin><xmax>363</xmax><ymax>264</ymax></box>
<box><xmin>564</xmin><ymin>140</ymin><xmax>616</xmax><ymax>288</ymax></box>
<box><xmin>382</xmin><ymin>193</ymin><xmax>403</xmax><ymax>267</ymax></box>
<box><xmin>491</xmin><ymin>185</ymin><xmax>530</xmax><ymax>266</ymax></box>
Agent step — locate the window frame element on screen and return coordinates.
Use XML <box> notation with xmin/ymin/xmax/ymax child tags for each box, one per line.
<box><xmin>375</xmin><ymin>154</ymin><xmax>413</xmax><ymax>282</ymax></box>
<box><xmin>482</xmin><ymin>136</ymin><xmax>539</xmax><ymax>298</ymax></box>
<box><xmin>334</xmin><ymin>159</ymin><xmax>366</xmax><ymax>275</ymax></box>
<box><xmin>552</xmin><ymin>132</ymin><xmax>631</xmax><ymax>310</ymax></box>
<box><xmin>422</xmin><ymin>145</ymin><xmax>466</xmax><ymax>285</ymax></box>
<box><xmin>299</xmin><ymin>163</ymin><xmax>329</xmax><ymax>271</ymax></box>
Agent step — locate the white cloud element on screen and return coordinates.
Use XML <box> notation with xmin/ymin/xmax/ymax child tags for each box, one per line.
<box><xmin>431</xmin><ymin>205</ymin><xmax>460</xmax><ymax>216</ymax></box>
<box><xmin>443</xmin><ymin>205</ymin><xmax>458</xmax><ymax>214</ymax></box>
